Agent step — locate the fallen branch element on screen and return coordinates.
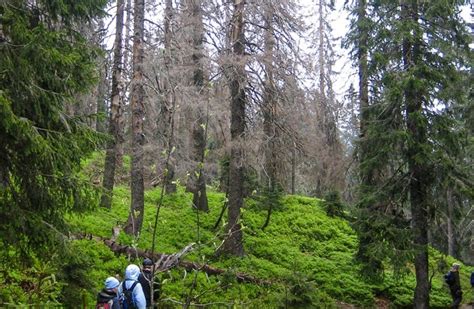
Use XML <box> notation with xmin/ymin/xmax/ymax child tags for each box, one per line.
<box><xmin>74</xmin><ymin>233</ymin><xmax>271</xmax><ymax>285</ymax></box>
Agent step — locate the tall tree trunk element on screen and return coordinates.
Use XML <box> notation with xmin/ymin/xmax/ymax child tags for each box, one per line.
<box><xmin>446</xmin><ymin>188</ymin><xmax>455</xmax><ymax>257</ymax></box>
<box><xmin>261</xmin><ymin>3</ymin><xmax>277</xmax><ymax>230</ymax></box>
<box><xmin>115</xmin><ymin>0</ymin><xmax>132</xmax><ymax>168</ymax></box>
<box><xmin>318</xmin><ymin>0</ymin><xmax>326</xmax><ymax>109</ymax></box>
<box><xmin>291</xmin><ymin>141</ymin><xmax>296</xmax><ymax>195</ymax></box>
<box><xmin>357</xmin><ymin>0</ymin><xmax>372</xmax><ymax>184</ymax></box>
<box><xmin>100</xmin><ymin>0</ymin><xmax>124</xmax><ymax>209</ymax></box>
<box><xmin>317</xmin><ymin>0</ymin><xmax>335</xmax><ymax>147</ymax></box>
<box><xmin>357</xmin><ymin>0</ymin><xmax>369</xmax><ymax>142</ymax></box>
<box><xmin>187</xmin><ymin>0</ymin><xmax>208</xmax><ymax>212</ymax></box>
<box><xmin>95</xmin><ymin>64</ymin><xmax>108</xmax><ymax>134</ymax></box>
<box><xmin>263</xmin><ymin>4</ymin><xmax>277</xmax><ymax>192</ymax></box>
<box><xmin>95</xmin><ymin>19</ymin><xmax>108</xmax><ymax>134</ymax></box>
<box><xmin>161</xmin><ymin>0</ymin><xmax>177</xmax><ymax>194</ymax></box>
<box><xmin>125</xmin><ymin>0</ymin><xmax>146</xmax><ymax>236</ymax></box>
<box><xmin>219</xmin><ymin>0</ymin><xmax>246</xmax><ymax>256</ymax></box>
<box><xmin>402</xmin><ymin>1</ymin><xmax>429</xmax><ymax>307</ymax></box>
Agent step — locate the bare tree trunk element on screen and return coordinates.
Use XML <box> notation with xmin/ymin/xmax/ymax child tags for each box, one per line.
<box><xmin>115</xmin><ymin>0</ymin><xmax>132</xmax><ymax>168</ymax></box>
<box><xmin>358</xmin><ymin>0</ymin><xmax>369</xmax><ymax>142</ymax></box>
<box><xmin>261</xmin><ymin>3</ymin><xmax>277</xmax><ymax>230</ymax></box>
<box><xmin>291</xmin><ymin>141</ymin><xmax>296</xmax><ymax>195</ymax></box>
<box><xmin>95</xmin><ymin>19</ymin><xmax>108</xmax><ymax>134</ymax></box>
<box><xmin>402</xmin><ymin>1</ymin><xmax>429</xmax><ymax>307</ymax></box>
<box><xmin>125</xmin><ymin>0</ymin><xmax>146</xmax><ymax>236</ymax></box>
<box><xmin>161</xmin><ymin>0</ymin><xmax>177</xmax><ymax>194</ymax></box>
<box><xmin>101</xmin><ymin>0</ymin><xmax>124</xmax><ymax>209</ymax></box>
<box><xmin>263</xmin><ymin>3</ymin><xmax>277</xmax><ymax>192</ymax></box>
<box><xmin>188</xmin><ymin>0</ymin><xmax>208</xmax><ymax>212</ymax></box>
<box><xmin>447</xmin><ymin>188</ymin><xmax>455</xmax><ymax>257</ymax></box>
<box><xmin>219</xmin><ymin>0</ymin><xmax>246</xmax><ymax>257</ymax></box>
<box><xmin>357</xmin><ymin>0</ymin><xmax>371</xmax><ymax>184</ymax></box>
<box><xmin>95</xmin><ymin>66</ymin><xmax>108</xmax><ymax>134</ymax></box>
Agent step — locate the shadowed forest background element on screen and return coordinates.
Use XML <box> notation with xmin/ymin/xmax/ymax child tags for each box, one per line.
<box><xmin>0</xmin><ymin>0</ymin><xmax>473</xmax><ymax>308</ymax></box>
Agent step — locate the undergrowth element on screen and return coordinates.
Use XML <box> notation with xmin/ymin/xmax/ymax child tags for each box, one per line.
<box><xmin>2</xmin><ymin>183</ymin><xmax>472</xmax><ymax>307</ymax></box>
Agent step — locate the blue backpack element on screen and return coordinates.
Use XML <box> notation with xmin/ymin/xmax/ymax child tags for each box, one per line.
<box><xmin>444</xmin><ymin>272</ymin><xmax>454</xmax><ymax>285</ymax></box>
<box><xmin>122</xmin><ymin>280</ymin><xmax>139</xmax><ymax>309</ymax></box>
<box><xmin>470</xmin><ymin>272</ymin><xmax>474</xmax><ymax>287</ymax></box>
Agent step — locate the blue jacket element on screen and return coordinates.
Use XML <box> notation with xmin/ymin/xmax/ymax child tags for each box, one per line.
<box><xmin>118</xmin><ymin>264</ymin><xmax>147</xmax><ymax>309</ymax></box>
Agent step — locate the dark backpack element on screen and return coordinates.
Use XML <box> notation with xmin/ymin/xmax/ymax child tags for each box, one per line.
<box><xmin>470</xmin><ymin>272</ymin><xmax>474</xmax><ymax>287</ymax></box>
<box><xmin>122</xmin><ymin>280</ymin><xmax>139</xmax><ymax>309</ymax></box>
<box><xmin>95</xmin><ymin>299</ymin><xmax>113</xmax><ymax>309</ymax></box>
<box><xmin>444</xmin><ymin>272</ymin><xmax>454</xmax><ymax>285</ymax></box>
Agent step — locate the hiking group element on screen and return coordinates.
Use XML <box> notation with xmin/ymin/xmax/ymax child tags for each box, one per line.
<box><xmin>96</xmin><ymin>258</ymin><xmax>158</xmax><ymax>309</ymax></box>
<box><xmin>97</xmin><ymin>260</ymin><xmax>473</xmax><ymax>308</ymax></box>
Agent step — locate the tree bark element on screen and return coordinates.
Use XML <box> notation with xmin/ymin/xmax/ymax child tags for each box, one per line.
<box><xmin>357</xmin><ymin>0</ymin><xmax>369</xmax><ymax>142</ymax></box>
<box><xmin>219</xmin><ymin>0</ymin><xmax>246</xmax><ymax>257</ymax></box>
<box><xmin>95</xmin><ymin>19</ymin><xmax>108</xmax><ymax>134</ymax></box>
<box><xmin>115</xmin><ymin>0</ymin><xmax>132</xmax><ymax>168</ymax></box>
<box><xmin>262</xmin><ymin>4</ymin><xmax>277</xmax><ymax>192</ymax></box>
<box><xmin>188</xmin><ymin>0</ymin><xmax>208</xmax><ymax>212</ymax></box>
<box><xmin>101</xmin><ymin>0</ymin><xmax>124</xmax><ymax>209</ymax></box>
<box><xmin>161</xmin><ymin>0</ymin><xmax>177</xmax><ymax>194</ymax></box>
<box><xmin>317</xmin><ymin>0</ymin><xmax>336</xmax><ymax>148</ymax></box>
<box><xmin>261</xmin><ymin>3</ymin><xmax>278</xmax><ymax>230</ymax></box>
<box><xmin>446</xmin><ymin>188</ymin><xmax>455</xmax><ymax>257</ymax></box>
<box><xmin>125</xmin><ymin>0</ymin><xmax>146</xmax><ymax>236</ymax></box>
<box><xmin>291</xmin><ymin>141</ymin><xmax>296</xmax><ymax>195</ymax></box>
<box><xmin>402</xmin><ymin>1</ymin><xmax>429</xmax><ymax>307</ymax></box>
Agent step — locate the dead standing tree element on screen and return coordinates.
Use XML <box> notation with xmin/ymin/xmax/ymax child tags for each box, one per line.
<box><xmin>218</xmin><ymin>0</ymin><xmax>246</xmax><ymax>257</ymax></box>
<box><xmin>125</xmin><ymin>0</ymin><xmax>146</xmax><ymax>236</ymax></box>
<box><xmin>185</xmin><ymin>0</ymin><xmax>209</xmax><ymax>212</ymax></box>
<box><xmin>101</xmin><ymin>0</ymin><xmax>125</xmax><ymax>209</ymax></box>
<box><xmin>160</xmin><ymin>0</ymin><xmax>178</xmax><ymax>194</ymax></box>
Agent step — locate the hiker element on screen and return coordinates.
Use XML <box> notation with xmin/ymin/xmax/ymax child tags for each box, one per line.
<box><xmin>119</xmin><ymin>264</ymin><xmax>146</xmax><ymax>309</ymax></box>
<box><xmin>444</xmin><ymin>263</ymin><xmax>462</xmax><ymax>309</ymax></box>
<box><xmin>138</xmin><ymin>258</ymin><xmax>158</xmax><ymax>308</ymax></box>
<box><xmin>96</xmin><ymin>276</ymin><xmax>121</xmax><ymax>309</ymax></box>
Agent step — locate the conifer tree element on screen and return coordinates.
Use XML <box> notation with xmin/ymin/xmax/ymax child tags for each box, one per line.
<box><xmin>219</xmin><ymin>0</ymin><xmax>246</xmax><ymax>256</ymax></box>
<box><xmin>187</xmin><ymin>0</ymin><xmax>209</xmax><ymax>212</ymax></box>
<box><xmin>346</xmin><ymin>0</ymin><xmax>472</xmax><ymax>306</ymax></box>
<box><xmin>0</xmin><ymin>0</ymin><xmax>107</xmax><ymax>254</ymax></box>
<box><xmin>125</xmin><ymin>0</ymin><xmax>146</xmax><ymax>236</ymax></box>
<box><xmin>101</xmin><ymin>0</ymin><xmax>125</xmax><ymax>209</ymax></box>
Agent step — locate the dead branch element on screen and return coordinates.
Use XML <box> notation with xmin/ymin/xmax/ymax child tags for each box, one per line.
<box><xmin>73</xmin><ymin>233</ymin><xmax>271</xmax><ymax>285</ymax></box>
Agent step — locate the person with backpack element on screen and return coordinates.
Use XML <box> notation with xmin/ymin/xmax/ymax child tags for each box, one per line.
<box><xmin>444</xmin><ymin>263</ymin><xmax>462</xmax><ymax>309</ymax></box>
<box><xmin>138</xmin><ymin>258</ymin><xmax>154</xmax><ymax>308</ymax></box>
<box><xmin>119</xmin><ymin>264</ymin><xmax>146</xmax><ymax>309</ymax></box>
<box><xmin>96</xmin><ymin>276</ymin><xmax>121</xmax><ymax>309</ymax></box>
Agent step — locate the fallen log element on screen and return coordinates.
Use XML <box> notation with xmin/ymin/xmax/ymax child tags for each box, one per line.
<box><xmin>74</xmin><ymin>233</ymin><xmax>270</xmax><ymax>285</ymax></box>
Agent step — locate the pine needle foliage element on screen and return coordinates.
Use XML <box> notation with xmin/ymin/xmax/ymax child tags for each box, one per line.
<box><xmin>0</xmin><ymin>0</ymin><xmax>107</xmax><ymax>257</ymax></box>
<box><xmin>346</xmin><ymin>0</ymin><xmax>473</xmax><ymax>290</ymax></box>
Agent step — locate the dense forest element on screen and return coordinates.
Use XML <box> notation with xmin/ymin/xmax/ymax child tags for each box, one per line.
<box><xmin>0</xmin><ymin>0</ymin><xmax>473</xmax><ymax>308</ymax></box>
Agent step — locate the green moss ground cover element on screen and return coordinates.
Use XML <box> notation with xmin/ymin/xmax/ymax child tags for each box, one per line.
<box><xmin>64</xmin><ymin>186</ymin><xmax>473</xmax><ymax>308</ymax></box>
<box><xmin>1</xmin><ymin>182</ymin><xmax>472</xmax><ymax>307</ymax></box>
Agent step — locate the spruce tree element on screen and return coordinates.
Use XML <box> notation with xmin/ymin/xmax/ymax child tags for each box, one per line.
<box><xmin>346</xmin><ymin>0</ymin><xmax>472</xmax><ymax>306</ymax></box>
<box><xmin>0</xmin><ymin>0</ymin><xmax>107</xmax><ymax>255</ymax></box>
